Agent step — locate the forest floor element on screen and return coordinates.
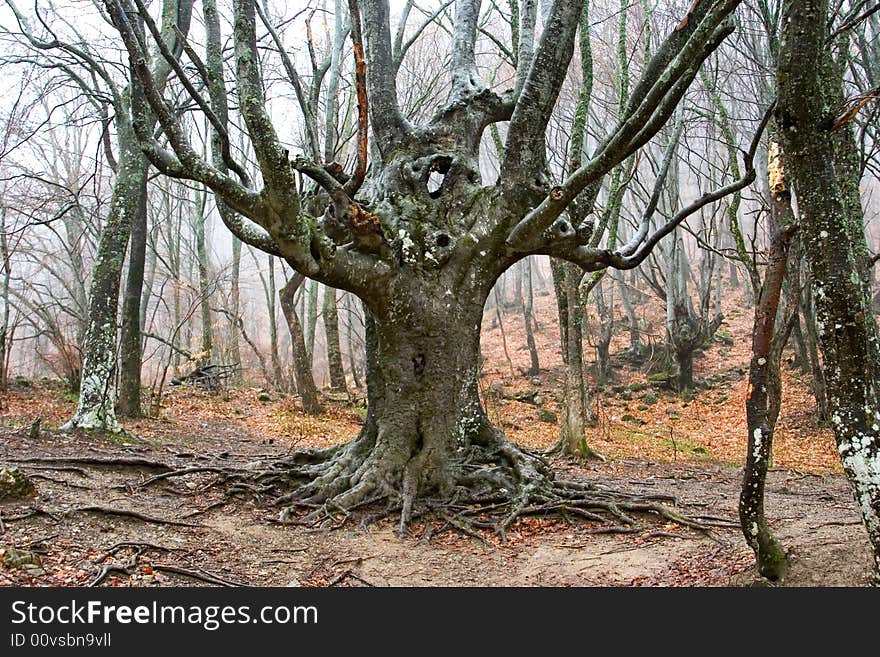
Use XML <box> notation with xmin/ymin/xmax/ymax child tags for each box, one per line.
<box><xmin>0</xmin><ymin>285</ymin><xmax>874</xmax><ymax>586</ymax></box>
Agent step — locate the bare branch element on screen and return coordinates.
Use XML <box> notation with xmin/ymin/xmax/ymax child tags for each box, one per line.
<box><xmin>361</xmin><ymin>0</ymin><xmax>410</xmax><ymax>152</ymax></box>
<box><xmin>255</xmin><ymin>0</ymin><xmax>322</xmax><ymax>160</ymax></box>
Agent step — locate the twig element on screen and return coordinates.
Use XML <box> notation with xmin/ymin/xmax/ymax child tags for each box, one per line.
<box><xmin>442</xmin><ymin>513</ymin><xmax>496</xmax><ymax>548</ymax></box>
<box><xmin>348</xmin><ymin>572</ymin><xmax>374</xmax><ymax>587</ymax></box>
<box><xmin>96</xmin><ymin>541</ymin><xmax>183</xmax><ymax>564</ymax></box>
<box><xmin>327</xmin><ymin>570</ymin><xmax>352</xmax><ymax>586</ymax></box>
<box><xmin>270</xmin><ymin>547</ymin><xmax>310</xmax><ymax>553</ymax></box>
<box><xmin>811</xmin><ymin>520</ymin><xmax>862</xmax><ymax>529</ymax></box>
<box><xmin>21</xmin><ymin>534</ymin><xmax>59</xmax><ymax>550</ymax></box>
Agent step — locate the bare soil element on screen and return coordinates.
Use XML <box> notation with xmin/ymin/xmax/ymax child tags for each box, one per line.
<box><xmin>0</xmin><ymin>400</ymin><xmax>872</xmax><ymax>587</ymax></box>
<box><xmin>0</xmin><ymin>286</ymin><xmax>872</xmax><ymax>586</ymax></box>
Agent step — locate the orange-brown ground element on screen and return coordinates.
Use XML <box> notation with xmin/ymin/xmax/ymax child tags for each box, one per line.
<box><xmin>0</xmin><ymin>281</ymin><xmax>870</xmax><ymax>586</ymax></box>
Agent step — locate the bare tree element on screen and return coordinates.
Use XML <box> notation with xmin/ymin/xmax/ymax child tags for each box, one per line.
<box><xmin>102</xmin><ymin>0</ymin><xmax>756</xmax><ymax>531</ymax></box>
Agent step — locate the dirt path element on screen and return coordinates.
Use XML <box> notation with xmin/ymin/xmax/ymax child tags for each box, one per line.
<box><xmin>0</xmin><ymin>420</ymin><xmax>872</xmax><ymax>587</ymax></box>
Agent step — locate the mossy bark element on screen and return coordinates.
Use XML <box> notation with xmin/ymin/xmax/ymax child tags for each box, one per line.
<box><xmin>777</xmin><ymin>0</ymin><xmax>880</xmax><ymax>583</ymax></box>
<box><xmin>740</xmin><ymin>153</ymin><xmax>793</xmax><ymax>581</ymax></box>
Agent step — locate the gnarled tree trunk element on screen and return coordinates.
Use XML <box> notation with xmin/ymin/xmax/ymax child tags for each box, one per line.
<box><xmin>107</xmin><ymin>0</ymin><xmax>747</xmax><ymax>530</ymax></box>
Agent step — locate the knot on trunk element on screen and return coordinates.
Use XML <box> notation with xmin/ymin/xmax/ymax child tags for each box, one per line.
<box><xmin>412</xmin><ymin>353</ymin><xmax>426</xmax><ymax>378</ymax></box>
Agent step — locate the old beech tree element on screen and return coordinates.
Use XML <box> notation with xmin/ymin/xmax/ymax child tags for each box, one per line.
<box><xmin>105</xmin><ymin>0</ymin><xmax>758</xmax><ymax>533</ymax></box>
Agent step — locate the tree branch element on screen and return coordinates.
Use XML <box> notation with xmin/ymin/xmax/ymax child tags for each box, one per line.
<box><xmin>361</xmin><ymin>0</ymin><xmax>409</xmax><ymax>153</ymax></box>
<box><xmin>505</xmin><ymin>0</ymin><xmax>740</xmax><ymax>249</ymax></box>
<box><xmin>500</xmin><ymin>0</ymin><xmax>581</xmax><ymax>182</ymax></box>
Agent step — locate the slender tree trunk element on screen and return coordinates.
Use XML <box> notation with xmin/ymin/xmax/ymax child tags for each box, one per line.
<box><xmin>346</xmin><ymin>293</ymin><xmax>362</xmax><ymax>389</ymax></box>
<box><xmin>521</xmin><ymin>258</ymin><xmax>540</xmax><ymax>375</ymax></box>
<box><xmin>117</xmin><ymin>165</ymin><xmax>149</xmax><ymax>417</ymax></box>
<box><xmin>196</xmin><ymin>187</ymin><xmax>214</xmax><ymax>365</ymax></box>
<box><xmin>492</xmin><ymin>285</ymin><xmax>515</xmax><ymax>377</ymax></box>
<box><xmin>596</xmin><ymin>276</ymin><xmax>614</xmax><ymax>385</ymax></box>
<box><xmin>305</xmin><ymin>279</ymin><xmax>319</xmax><ymax>365</ymax></box>
<box><xmin>267</xmin><ymin>256</ymin><xmax>285</xmax><ymax>390</ymax></box>
<box><xmin>324</xmin><ymin>286</ymin><xmax>347</xmax><ymax>391</ymax></box>
<box><xmin>280</xmin><ymin>275</ymin><xmax>322</xmax><ymax>415</ymax></box>
<box><xmin>740</xmin><ymin>140</ymin><xmax>793</xmax><ymax>581</ymax></box>
<box><xmin>141</xmin><ymin>227</ymin><xmax>157</xmax><ymax>334</ymax></box>
<box><xmin>0</xmin><ymin>203</ymin><xmax>10</xmax><ymax>392</ymax></box>
<box><xmin>550</xmin><ymin>259</ymin><xmax>595</xmax><ymax>457</ymax></box>
<box><xmin>170</xmin><ymin>206</ymin><xmax>183</xmax><ymax>377</ymax></box>
<box><xmin>228</xmin><ymin>237</ymin><xmax>242</xmax><ymax>379</ymax></box>
<box><xmin>618</xmin><ymin>276</ymin><xmax>643</xmax><ymax>361</ymax></box>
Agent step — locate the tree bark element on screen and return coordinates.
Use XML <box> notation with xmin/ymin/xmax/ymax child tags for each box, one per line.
<box><xmin>740</xmin><ymin>140</ymin><xmax>793</xmax><ymax>581</ymax></box>
<box><xmin>324</xmin><ymin>286</ymin><xmax>348</xmax><ymax>391</ymax></box>
<box><xmin>62</xmin><ymin>125</ymin><xmax>147</xmax><ymax>432</ymax></box>
<box><xmin>777</xmin><ymin>0</ymin><xmax>880</xmax><ymax>583</ymax></box>
<box><xmin>521</xmin><ymin>258</ymin><xmax>540</xmax><ymax>376</ymax></box>
<box><xmin>196</xmin><ymin>186</ymin><xmax>214</xmax><ymax>366</ymax></box>
<box><xmin>117</xmin><ymin>165</ymin><xmax>149</xmax><ymax>417</ymax></box>
<box><xmin>280</xmin><ymin>275</ymin><xmax>322</xmax><ymax>415</ymax></box>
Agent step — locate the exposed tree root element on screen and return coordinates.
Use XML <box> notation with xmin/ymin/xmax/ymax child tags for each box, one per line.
<box><xmin>151</xmin><ymin>564</ymin><xmax>245</xmax><ymax>587</ymax></box>
<box><xmin>2</xmin><ymin>504</ymin><xmax>201</xmax><ymax>527</ymax></box>
<box><xmin>214</xmin><ymin>427</ymin><xmax>734</xmax><ymax>542</ymax></box>
<box><xmin>89</xmin><ymin>543</ymin><xmax>243</xmax><ymax>587</ymax></box>
<box><xmin>6</xmin><ymin>455</ymin><xmax>173</xmax><ymax>470</ymax></box>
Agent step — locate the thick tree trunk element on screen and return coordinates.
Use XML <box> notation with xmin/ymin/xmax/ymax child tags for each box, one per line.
<box><xmin>777</xmin><ymin>0</ymin><xmax>880</xmax><ymax>582</ymax></box>
<box><xmin>280</xmin><ymin>275</ymin><xmax>322</xmax><ymax>415</ymax></box>
<box><xmin>117</xmin><ymin>165</ymin><xmax>149</xmax><ymax>418</ymax></box>
<box><xmin>62</xmin><ymin>130</ymin><xmax>147</xmax><ymax>433</ymax></box>
<box><xmin>277</xmin><ymin>278</ymin><xmax>554</xmax><ymax>535</ymax></box>
<box><xmin>323</xmin><ymin>286</ymin><xmax>347</xmax><ymax>391</ymax></box>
